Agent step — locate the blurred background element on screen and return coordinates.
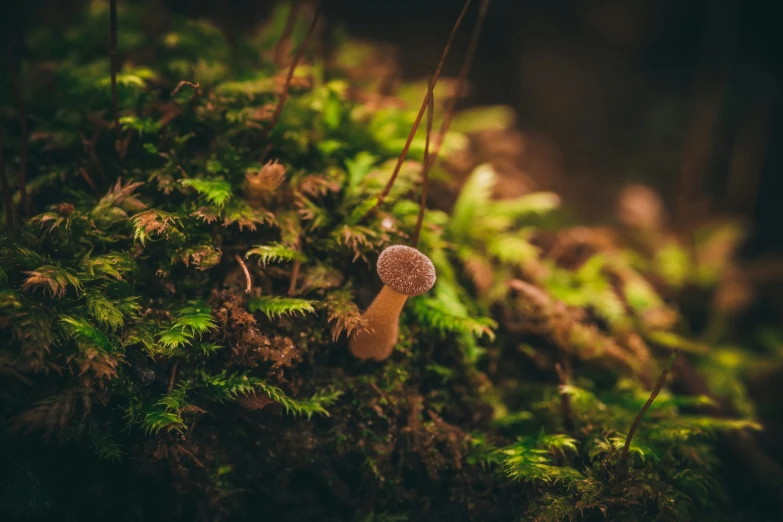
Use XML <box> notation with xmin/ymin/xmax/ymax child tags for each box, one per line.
<box><xmin>5</xmin><ymin>0</ymin><xmax>783</xmax><ymax>256</ymax></box>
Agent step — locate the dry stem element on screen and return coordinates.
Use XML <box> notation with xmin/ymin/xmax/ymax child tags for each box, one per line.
<box><xmin>0</xmin><ymin>131</ymin><xmax>17</xmax><ymax>230</ymax></box>
<box><xmin>430</xmin><ymin>0</ymin><xmax>490</xmax><ymax>163</ymax></box>
<box><xmin>555</xmin><ymin>362</ymin><xmax>574</xmax><ymax>432</ymax></box>
<box><xmin>109</xmin><ymin>0</ymin><xmax>120</xmax><ymax>132</ymax></box>
<box><xmin>235</xmin><ymin>254</ymin><xmax>252</xmax><ymax>294</ymax></box>
<box><xmin>288</xmin><ymin>258</ymin><xmax>301</xmax><ymax>296</ymax></box>
<box><xmin>274</xmin><ymin>2</ymin><xmax>301</xmax><ymax>67</ymax></box>
<box><xmin>8</xmin><ymin>42</ymin><xmax>30</xmax><ymax>217</ymax></box>
<box><xmin>170</xmin><ymin>80</ymin><xmax>201</xmax><ymax>98</ymax></box>
<box><xmin>411</xmin><ymin>69</ymin><xmax>434</xmax><ymax>248</ymax></box>
<box><xmin>259</xmin><ymin>1</ymin><xmax>323</xmax><ymax>144</ymax></box>
<box><xmin>359</xmin><ymin>0</ymin><xmax>474</xmax><ymax>222</ymax></box>
<box><xmin>619</xmin><ymin>349</ymin><xmax>679</xmax><ymax>469</ymax></box>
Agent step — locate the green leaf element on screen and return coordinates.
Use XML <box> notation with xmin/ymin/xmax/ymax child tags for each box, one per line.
<box><xmin>181</xmin><ymin>178</ymin><xmax>233</xmax><ymax>208</ymax></box>
<box><xmin>248</xmin><ymin>296</ymin><xmax>317</xmax><ymax>319</ymax></box>
<box><xmin>119</xmin><ymin>115</ymin><xmax>163</xmax><ymax>136</ymax></box>
<box><xmin>245</xmin><ymin>243</ymin><xmax>304</xmax><ymax>266</ymax></box>
<box><xmin>85</xmin><ymin>292</ymin><xmax>127</xmax><ymax>330</ymax></box>
<box><xmin>345</xmin><ymin>151</ymin><xmax>378</xmax><ymax>189</ymax></box>
<box><xmin>60</xmin><ymin>316</ymin><xmax>118</xmax><ymax>354</ymax></box>
<box><xmin>450</xmin><ymin>164</ymin><xmax>496</xmax><ymax>241</ymax></box>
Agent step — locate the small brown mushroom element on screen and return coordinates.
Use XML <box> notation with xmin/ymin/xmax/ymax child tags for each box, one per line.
<box><xmin>349</xmin><ymin>245</ymin><xmax>436</xmax><ymax>361</ymax></box>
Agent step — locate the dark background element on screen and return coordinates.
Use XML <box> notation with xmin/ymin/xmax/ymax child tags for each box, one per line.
<box><xmin>4</xmin><ymin>0</ymin><xmax>783</xmax><ymax>255</ymax></box>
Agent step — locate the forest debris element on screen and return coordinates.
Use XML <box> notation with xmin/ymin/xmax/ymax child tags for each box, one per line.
<box><xmin>505</xmin><ymin>279</ymin><xmax>646</xmax><ymax>381</ymax></box>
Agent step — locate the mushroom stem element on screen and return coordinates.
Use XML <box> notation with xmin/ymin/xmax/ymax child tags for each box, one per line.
<box><xmin>349</xmin><ymin>285</ymin><xmax>408</xmax><ymax>361</ymax></box>
<box><xmin>349</xmin><ymin>245</ymin><xmax>436</xmax><ymax>362</ymax></box>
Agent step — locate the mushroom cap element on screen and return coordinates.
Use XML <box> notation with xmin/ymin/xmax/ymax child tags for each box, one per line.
<box><xmin>376</xmin><ymin>245</ymin><xmax>436</xmax><ymax>296</ymax></box>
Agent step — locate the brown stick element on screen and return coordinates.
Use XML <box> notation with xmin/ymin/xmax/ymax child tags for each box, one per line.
<box><xmin>555</xmin><ymin>362</ymin><xmax>574</xmax><ymax>432</ymax></box>
<box><xmin>88</xmin><ymin>130</ymin><xmax>106</xmax><ymax>181</ymax></box>
<box><xmin>430</xmin><ymin>0</ymin><xmax>491</xmax><ymax>164</ymax></box>
<box><xmin>176</xmin><ymin>443</ymin><xmax>205</xmax><ymax>468</ymax></box>
<box><xmin>170</xmin><ymin>80</ymin><xmax>200</xmax><ymax>98</ymax></box>
<box><xmin>8</xmin><ymin>42</ymin><xmax>30</xmax><ymax>217</ymax></box>
<box><xmin>674</xmin><ymin>0</ymin><xmax>738</xmax><ymax>225</ymax></box>
<box><xmin>411</xmin><ymin>70</ymin><xmax>434</xmax><ymax>248</ymax></box>
<box><xmin>79</xmin><ymin>167</ymin><xmax>99</xmax><ymax>194</ymax></box>
<box><xmin>0</xmin><ymin>366</ymin><xmax>34</xmax><ymax>386</ymax></box>
<box><xmin>359</xmin><ymin>0</ymin><xmax>474</xmax><ymax>222</ymax></box>
<box><xmin>109</xmin><ymin>0</ymin><xmax>120</xmax><ymax>132</ymax></box>
<box><xmin>235</xmin><ymin>254</ymin><xmax>252</xmax><ymax>294</ymax></box>
<box><xmin>274</xmin><ymin>2</ymin><xmax>301</xmax><ymax>67</ymax></box>
<box><xmin>0</xmin><ymin>131</ymin><xmax>17</xmax><ymax>230</ymax></box>
<box><xmin>288</xmin><ymin>258</ymin><xmax>301</xmax><ymax>296</ymax></box>
<box><xmin>727</xmin><ymin>90</ymin><xmax>773</xmax><ymax>215</ymax></box>
<box><xmin>167</xmin><ymin>361</ymin><xmax>179</xmax><ymax>394</ymax></box>
<box><xmin>619</xmin><ymin>350</ymin><xmax>679</xmax><ymax>469</ymax></box>
<box><xmin>259</xmin><ymin>1</ymin><xmax>323</xmax><ymax>145</ymax></box>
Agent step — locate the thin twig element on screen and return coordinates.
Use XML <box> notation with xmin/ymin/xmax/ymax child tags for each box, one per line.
<box><xmin>288</xmin><ymin>258</ymin><xmax>301</xmax><ymax>296</ymax></box>
<box><xmin>674</xmin><ymin>0</ymin><xmax>738</xmax><ymax>225</ymax></box>
<box><xmin>109</xmin><ymin>0</ymin><xmax>120</xmax><ymax>132</ymax></box>
<box><xmin>0</xmin><ymin>367</ymin><xmax>34</xmax><ymax>386</ymax></box>
<box><xmin>359</xmin><ymin>0</ymin><xmax>474</xmax><ymax>222</ymax></box>
<box><xmin>411</xmin><ymin>69</ymin><xmax>434</xmax><ymax>248</ymax></box>
<box><xmin>0</xmin><ymin>131</ymin><xmax>17</xmax><ymax>230</ymax></box>
<box><xmin>90</xmin><ymin>130</ymin><xmax>107</xmax><ymax>181</ymax></box>
<box><xmin>80</xmin><ymin>130</ymin><xmax>107</xmax><ymax>182</ymax></box>
<box><xmin>8</xmin><ymin>41</ymin><xmax>30</xmax><ymax>217</ymax></box>
<box><xmin>235</xmin><ymin>254</ymin><xmax>252</xmax><ymax>294</ymax></box>
<box><xmin>259</xmin><ymin>1</ymin><xmax>323</xmax><ymax>145</ymax></box>
<box><xmin>176</xmin><ymin>443</ymin><xmax>205</xmax><ymax>468</ymax></box>
<box><xmin>727</xmin><ymin>89</ymin><xmax>773</xmax><ymax>215</ymax></box>
<box><xmin>555</xmin><ymin>362</ymin><xmax>574</xmax><ymax>432</ymax></box>
<box><xmin>274</xmin><ymin>2</ymin><xmax>301</xmax><ymax>67</ymax></box>
<box><xmin>430</xmin><ymin>0</ymin><xmax>490</xmax><ymax>164</ymax></box>
<box><xmin>170</xmin><ymin>80</ymin><xmax>200</xmax><ymax>98</ymax></box>
<box><xmin>168</xmin><ymin>361</ymin><xmax>179</xmax><ymax>394</ymax></box>
<box><xmin>79</xmin><ymin>167</ymin><xmax>99</xmax><ymax>194</ymax></box>
<box><xmin>619</xmin><ymin>349</ymin><xmax>679</xmax><ymax>469</ymax></box>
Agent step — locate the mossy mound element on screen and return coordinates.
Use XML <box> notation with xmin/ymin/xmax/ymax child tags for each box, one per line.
<box><xmin>1</xmin><ymin>2</ymin><xmax>782</xmax><ymax>521</ymax></box>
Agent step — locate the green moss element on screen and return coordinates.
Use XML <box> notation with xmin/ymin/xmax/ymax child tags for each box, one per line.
<box><xmin>1</xmin><ymin>1</ymin><xmax>782</xmax><ymax>521</ymax></box>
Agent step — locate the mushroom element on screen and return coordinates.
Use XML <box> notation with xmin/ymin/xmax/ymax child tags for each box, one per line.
<box><xmin>349</xmin><ymin>245</ymin><xmax>437</xmax><ymax>361</ymax></box>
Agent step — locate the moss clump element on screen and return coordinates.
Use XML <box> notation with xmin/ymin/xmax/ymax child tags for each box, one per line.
<box><xmin>1</xmin><ymin>1</ymin><xmax>782</xmax><ymax>521</ymax></box>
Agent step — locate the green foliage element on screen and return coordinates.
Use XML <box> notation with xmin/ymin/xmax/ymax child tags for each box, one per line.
<box><xmin>180</xmin><ymin>178</ymin><xmax>233</xmax><ymax>208</ymax></box>
<box><xmin>248</xmin><ymin>296</ymin><xmax>317</xmax><ymax>319</ymax></box>
<box><xmin>245</xmin><ymin>242</ymin><xmax>304</xmax><ymax>265</ymax></box>
<box><xmin>0</xmin><ymin>2</ymin><xmax>780</xmax><ymax>521</ymax></box>
<box><xmin>197</xmin><ymin>369</ymin><xmax>342</xmax><ymax>419</ymax></box>
<box><xmin>142</xmin><ymin>384</ymin><xmax>191</xmax><ymax>435</ymax></box>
